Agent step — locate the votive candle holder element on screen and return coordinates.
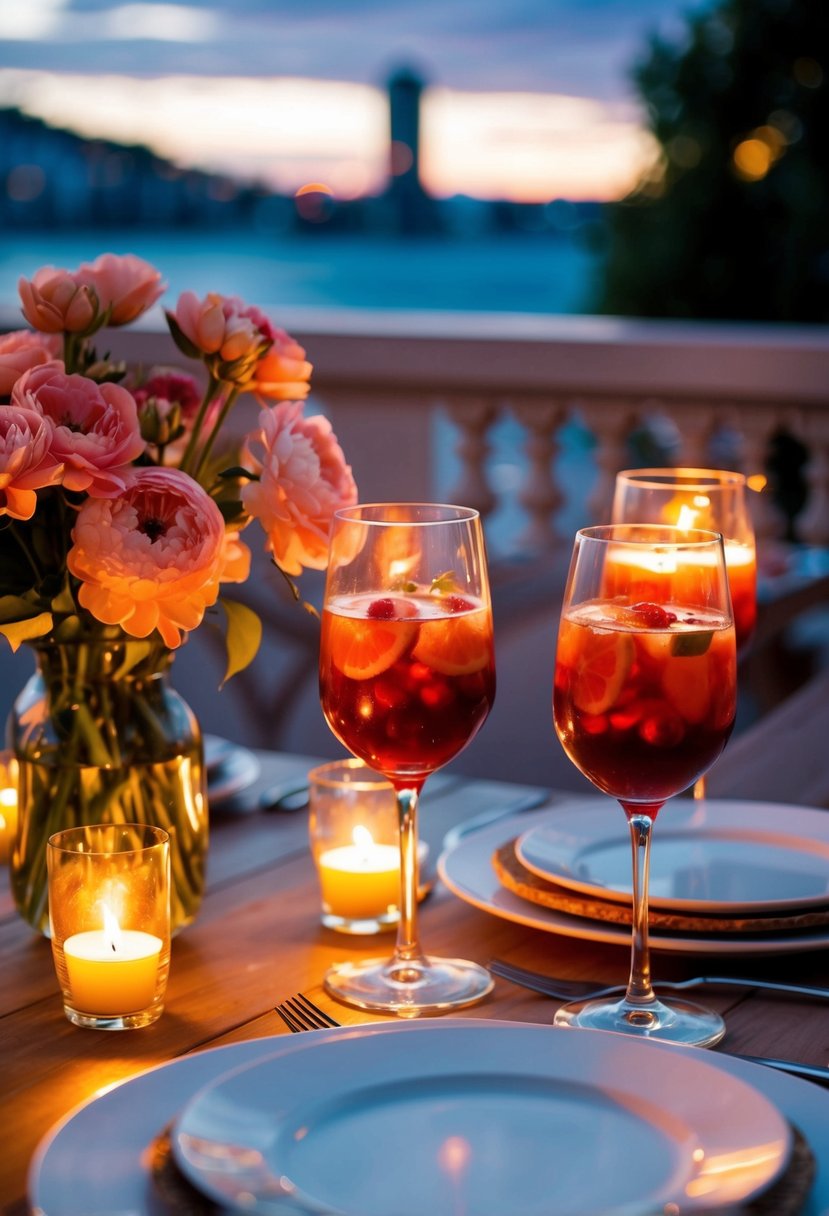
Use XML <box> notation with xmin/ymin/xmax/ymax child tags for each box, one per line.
<box><xmin>47</xmin><ymin>823</ymin><xmax>171</xmax><ymax>1030</ymax></box>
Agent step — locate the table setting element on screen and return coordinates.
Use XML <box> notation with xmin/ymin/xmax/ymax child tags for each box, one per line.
<box><xmin>1</xmin><ymin>258</ymin><xmax>828</xmax><ymax>1214</ymax></box>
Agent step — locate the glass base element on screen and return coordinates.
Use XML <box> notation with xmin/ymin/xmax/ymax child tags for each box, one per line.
<box><xmin>554</xmin><ymin>993</ymin><xmax>725</xmax><ymax>1048</ymax></box>
<box><xmin>63</xmin><ymin>1004</ymin><xmax>164</xmax><ymax>1030</ymax></box>
<box><xmin>324</xmin><ymin>955</ymin><xmax>493</xmax><ymax>1016</ymax></box>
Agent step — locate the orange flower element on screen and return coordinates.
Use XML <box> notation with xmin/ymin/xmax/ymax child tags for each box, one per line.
<box><xmin>67</xmin><ymin>467</ymin><xmax>228</xmax><ymax>647</ymax></box>
<box><xmin>0</xmin><ymin>406</ymin><xmax>63</xmax><ymax>520</ymax></box>
<box><xmin>76</xmin><ymin>253</ymin><xmax>165</xmax><ymax>326</ymax></box>
<box><xmin>250</xmin><ymin>329</ymin><xmax>312</xmax><ymax>401</ymax></box>
<box><xmin>13</xmin><ymin>363</ymin><xmax>145</xmax><ymax>497</ymax></box>
<box><xmin>242</xmin><ymin>402</ymin><xmax>357</xmax><ymax>576</ymax></box>
<box><xmin>0</xmin><ymin>330</ymin><xmax>62</xmax><ymax>396</ymax></box>
<box><xmin>18</xmin><ymin>267</ymin><xmax>98</xmax><ymax>334</ymax></box>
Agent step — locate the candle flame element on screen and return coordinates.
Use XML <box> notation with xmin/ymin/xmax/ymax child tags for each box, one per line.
<box><xmin>675</xmin><ymin>503</ymin><xmax>700</xmax><ymax>530</ymax></box>
<box><xmin>747</xmin><ymin>473</ymin><xmax>767</xmax><ymax>493</ymax></box>
<box><xmin>0</xmin><ymin>788</ymin><xmax>16</xmax><ymax>807</ymax></box>
<box><xmin>352</xmin><ymin>824</ymin><xmax>375</xmax><ymax>853</ymax></box>
<box><xmin>102</xmin><ymin>903</ymin><xmax>123</xmax><ymax>953</ymax></box>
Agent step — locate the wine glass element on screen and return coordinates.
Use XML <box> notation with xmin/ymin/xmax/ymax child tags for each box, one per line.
<box><xmin>552</xmin><ymin>524</ymin><xmax>737</xmax><ymax>1046</ymax></box>
<box><xmin>319</xmin><ymin>503</ymin><xmax>496</xmax><ymax>1014</ymax></box>
<box><xmin>612</xmin><ymin>467</ymin><xmax>756</xmax><ymax>801</ymax></box>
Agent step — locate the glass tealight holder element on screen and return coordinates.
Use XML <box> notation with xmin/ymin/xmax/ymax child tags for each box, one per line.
<box><xmin>47</xmin><ymin>823</ymin><xmax>171</xmax><ymax>1030</ymax></box>
<box><xmin>309</xmin><ymin>759</ymin><xmax>428</xmax><ymax>935</ymax></box>
<box><xmin>0</xmin><ymin>750</ymin><xmax>19</xmax><ymax>865</ymax></box>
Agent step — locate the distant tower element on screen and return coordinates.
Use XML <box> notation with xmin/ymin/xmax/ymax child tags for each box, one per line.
<box><xmin>386</xmin><ymin>65</ymin><xmax>437</xmax><ymax>234</ymax></box>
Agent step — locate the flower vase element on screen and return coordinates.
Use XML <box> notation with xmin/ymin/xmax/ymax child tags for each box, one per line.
<box><xmin>9</xmin><ymin>636</ymin><xmax>207</xmax><ymax>936</ymax></box>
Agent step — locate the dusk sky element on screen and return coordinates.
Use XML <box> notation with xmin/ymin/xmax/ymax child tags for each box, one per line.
<box><xmin>0</xmin><ymin>0</ymin><xmax>703</xmax><ymax>201</ymax></box>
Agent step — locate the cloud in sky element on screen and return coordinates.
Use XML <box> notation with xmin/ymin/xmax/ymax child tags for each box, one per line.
<box><xmin>0</xmin><ymin>0</ymin><xmax>692</xmax><ymax>200</ymax></box>
<box><xmin>0</xmin><ymin>0</ymin><xmax>689</xmax><ymax>103</ymax></box>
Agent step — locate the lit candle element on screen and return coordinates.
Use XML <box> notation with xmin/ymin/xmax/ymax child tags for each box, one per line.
<box><xmin>318</xmin><ymin>825</ymin><xmax>402</xmax><ymax>921</ymax></box>
<box><xmin>0</xmin><ymin>753</ymin><xmax>18</xmax><ymax>864</ymax></box>
<box><xmin>63</xmin><ymin>905</ymin><xmax>162</xmax><ymax>1016</ymax></box>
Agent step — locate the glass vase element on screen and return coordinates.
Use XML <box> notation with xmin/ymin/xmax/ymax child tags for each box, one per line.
<box><xmin>9</xmin><ymin>636</ymin><xmax>207</xmax><ymax>937</ymax></box>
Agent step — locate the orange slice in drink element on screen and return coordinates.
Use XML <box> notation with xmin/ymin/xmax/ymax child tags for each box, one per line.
<box><xmin>662</xmin><ymin>652</ymin><xmax>712</xmax><ymax>724</ymax></box>
<box><xmin>328</xmin><ymin>612</ymin><xmax>417</xmax><ymax>680</ymax></box>
<box><xmin>564</xmin><ymin>624</ymin><xmax>634</xmax><ymax>715</ymax></box>
<box><xmin>412</xmin><ymin>609</ymin><xmax>492</xmax><ymax>675</ymax></box>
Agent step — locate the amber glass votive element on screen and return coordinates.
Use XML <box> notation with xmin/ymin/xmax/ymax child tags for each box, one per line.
<box><xmin>47</xmin><ymin>824</ymin><xmax>171</xmax><ymax>1030</ymax></box>
<box><xmin>309</xmin><ymin>759</ymin><xmax>428</xmax><ymax>934</ymax></box>
<box><xmin>0</xmin><ymin>751</ymin><xmax>18</xmax><ymax>865</ymax></box>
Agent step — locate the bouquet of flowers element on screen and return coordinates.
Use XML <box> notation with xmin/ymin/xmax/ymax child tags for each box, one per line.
<box><xmin>0</xmin><ymin>252</ymin><xmax>357</xmax><ymax>934</ymax></box>
<box><xmin>0</xmin><ymin>252</ymin><xmax>357</xmax><ymax>668</ymax></box>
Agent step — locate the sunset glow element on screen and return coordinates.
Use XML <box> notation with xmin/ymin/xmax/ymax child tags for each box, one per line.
<box><xmin>0</xmin><ymin>68</ymin><xmax>652</xmax><ymax>202</ymax></box>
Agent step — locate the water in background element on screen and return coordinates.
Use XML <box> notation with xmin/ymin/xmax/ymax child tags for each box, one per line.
<box><xmin>0</xmin><ymin>227</ymin><xmax>602</xmax><ymax>316</ymax></box>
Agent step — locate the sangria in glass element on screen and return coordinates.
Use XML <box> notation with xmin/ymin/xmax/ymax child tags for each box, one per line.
<box><xmin>552</xmin><ymin>524</ymin><xmax>737</xmax><ymax>1046</ymax></box>
<box><xmin>319</xmin><ymin>503</ymin><xmax>496</xmax><ymax>1014</ymax></box>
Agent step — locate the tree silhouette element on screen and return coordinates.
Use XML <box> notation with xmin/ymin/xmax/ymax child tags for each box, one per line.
<box><xmin>597</xmin><ymin>0</ymin><xmax>829</xmax><ymax>322</ymax></box>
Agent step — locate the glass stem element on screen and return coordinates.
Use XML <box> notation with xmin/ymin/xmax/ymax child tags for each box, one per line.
<box><xmin>392</xmin><ymin>786</ymin><xmax>425</xmax><ymax>970</ymax></box>
<box><xmin>693</xmin><ymin>775</ymin><xmax>707</xmax><ymax>801</ymax></box>
<box><xmin>625</xmin><ymin>813</ymin><xmax>657</xmax><ymax>1005</ymax></box>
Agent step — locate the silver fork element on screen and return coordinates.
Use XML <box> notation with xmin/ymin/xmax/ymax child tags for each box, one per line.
<box><xmin>275</xmin><ymin>993</ymin><xmax>342</xmax><ymax>1033</ymax></box>
<box><xmin>488</xmin><ymin>958</ymin><xmax>829</xmax><ymax>1002</ymax></box>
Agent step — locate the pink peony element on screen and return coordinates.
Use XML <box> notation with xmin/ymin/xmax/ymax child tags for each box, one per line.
<box><xmin>76</xmin><ymin>253</ymin><xmax>165</xmax><ymax>326</ymax></box>
<box><xmin>0</xmin><ymin>330</ymin><xmax>62</xmax><ymax>396</ymax></box>
<box><xmin>12</xmin><ymin>363</ymin><xmax>145</xmax><ymax>498</ymax></box>
<box><xmin>250</xmin><ymin>328</ymin><xmax>312</xmax><ymax>401</ymax></box>
<box><xmin>18</xmin><ymin>266</ymin><xmax>98</xmax><ymax>335</ymax></box>
<box><xmin>67</xmin><ymin>467</ymin><xmax>228</xmax><ymax>647</ymax></box>
<box><xmin>241</xmin><ymin>402</ymin><xmax>357</xmax><ymax>576</ymax></box>
<box><xmin>167</xmin><ymin>291</ymin><xmax>273</xmax><ymax>386</ymax></box>
<box><xmin>0</xmin><ymin>406</ymin><xmax>63</xmax><ymax>520</ymax></box>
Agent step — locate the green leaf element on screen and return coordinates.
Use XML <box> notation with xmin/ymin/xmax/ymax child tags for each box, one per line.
<box><xmin>217</xmin><ymin>466</ymin><xmax>258</xmax><ymax>481</ymax></box>
<box><xmin>165</xmin><ymin>311</ymin><xmax>202</xmax><ymax>360</ymax></box>
<box><xmin>0</xmin><ymin>612</ymin><xmax>53</xmax><ymax>651</ymax></box>
<box><xmin>219</xmin><ymin>598</ymin><xmax>262</xmax><ymax>685</ymax></box>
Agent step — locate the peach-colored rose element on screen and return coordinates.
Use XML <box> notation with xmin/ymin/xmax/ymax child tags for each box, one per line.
<box><xmin>0</xmin><ymin>330</ymin><xmax>62</xmax><ymax>396</ymax></box>
<box><xmin>241</xmin><ymin>402</ymin><xmax>357</xmax><ymax>576</ymax></box>
<box><xmin>18</xmin><ymin>266</ymin><xmax>98</xmax><ymax>334</ymax></box>
<box><xmin>67</xmin><ymin>467</ymin><xmax>228</xmax><ymax>648</ymax></box>
<box><xmin>12</xmin><ymin>363</ymin><xmax>145</xmax><ymax>498</ymax></box>
<box><xmin>220</xmin><ymin>530</ymin><xmax>251</xmax><ymax>583</ymax></box>
<box><xmin>250</xmin><ymin>329</ymin><xmax>312</xmax><ymax>401</ymax></box>
<box><xmin>0</xmin><ymin>405</ymin><xmax>63</xmax><ymax>520</ymax></box>
<box><xmin>167</xmin><ymin>292</ymin><xmax>272</xmax><ymax>386</ymax></box>
<box><xmin>77</xmin><ymin>253</ymin><xmax>165</xmax><ymax>326</ymax></box>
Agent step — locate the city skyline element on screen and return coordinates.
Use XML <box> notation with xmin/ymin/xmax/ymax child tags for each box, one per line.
<box><xmin>0</xmin><ymin>0</ymin><xmax>701</xmax><ymax>201</ymax></box>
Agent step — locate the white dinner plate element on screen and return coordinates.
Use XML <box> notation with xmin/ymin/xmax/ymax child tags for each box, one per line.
<box><xmin>29</xmin><ymin>1022</ymin><xmax>829</xmax><ymax>1216</ymax></box>
<box><xmin>171</xmin><ymin>1021</ymin><xmax>790</xmax><ymax>1216</ymax></box>
<box><xmin>515</xmin><ymin>798</ymin><xmax>829</xmax><ymax>914</ymax></box>
<box><xmin>438</xmin><ymin>809</ymin><xmax>829</xmax><ymax>954</ymax></box>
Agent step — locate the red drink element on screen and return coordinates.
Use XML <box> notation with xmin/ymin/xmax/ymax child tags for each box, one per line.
<box><xmin>553</xmin><ymin>600</ymin><xmax>736</xmax><ymax>807</ymax></box>
<box><xmin>320</xmin><ymin>592</ymin><xmax>495</xmax><ymax>783</ymax></box>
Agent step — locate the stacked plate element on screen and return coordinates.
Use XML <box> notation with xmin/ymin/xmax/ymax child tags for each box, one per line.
<box><xmin>29</xmin><ymin>1020</ymin><xmax>828</xmax><ymax>1215</ymax></box>
<box><xmin>439</xmin><ymin>798</ymin><xmax>829</xmax><ymax>954</ymax></box>
<box><xmin>205</xmin><ymin>734</ymin><xmax>261</xmax><ymax>811</ymax></box>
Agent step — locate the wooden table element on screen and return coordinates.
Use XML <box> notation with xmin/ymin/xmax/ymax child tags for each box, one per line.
<box><xmin>2</xmin><ymin>750</ymin><xmax>828</xmax><ymax>1214</ymax></box>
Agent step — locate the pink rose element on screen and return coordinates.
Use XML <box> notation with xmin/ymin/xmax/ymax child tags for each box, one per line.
<box><xmin>131</xmin><ymin>369</ymin><xmax>211</xmax><ymax>449</ymax></box>
<box><xmin>18</xmin><ymin>266</ymin><xmax>98</xmax><ymax>335</ymax></box>
<box><xmin>0</xmin><ymin>330</ymin><xmax>62</xmax><ymax>396</ymax></box>
<box><xmin>0</xmin><ymin>405</ymin><xmax>63</xmax><ymax>520</ymax></box>
<box><xmin>241</xmin><ymin>402</ymin><xmax>357</xmax><ymax>576</ymax></box>
<box><xmin>67</xmin><ymin>467</ymin><xmax>228</xmax><ymax>648</ymax></box>
<box><xmin>12</xmin><ymin>363</ymin><xmax>145</xmax><ymax>497</ymax></box>
<box><xmin>76</xmin><ymin>253</ymin><xmax>165</xmax><ymax>326</ymax></box>
<box><xmin>167</xmin><ymin>292</ymin><xmax>272</xmax><ymax>386</ymax></box>
<box><xmin>250</xmin><ymin>329</ymin><xmax>312</xmax><ymax>401</ymax></box>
